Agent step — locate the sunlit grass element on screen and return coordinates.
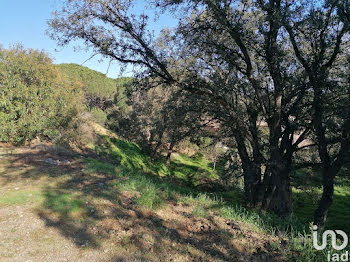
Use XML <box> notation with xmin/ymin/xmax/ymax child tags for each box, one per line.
<box><xmin>0</xmin><ymin>190</ymin><xmax>44</xmax><ymax>206</ymax></box>
<box><xmin>170</xmin><ymin>154</ymin><xmax>219</xmax><ymax>185</ymax></box>
<box><xmin>42</xmin><ymin>189</ymin><xmax>85</xmax><ymax>216</ymax></box>
<box><xmin>84</xmin><ymin>158</ymin><xmax>117</xmax><ymax>175</ymax></box>
<box><xmin>135</xmin><ymin>183</ymin><xmax>163</xmax><ymax>209</ymax></box>
<box><xmin>192</xmin><ymin>206</ymin><xmax>208</xmax><ymax>218</ymax></box>
<box><xmin>179</xmin><ymin>193</ymin><xmax>219</xmax><ymax>208</ymax></box>
<box><xmin>293</xmin><ymin>180</ymin><xmax>350</xmax><ymax>235</ymax></box>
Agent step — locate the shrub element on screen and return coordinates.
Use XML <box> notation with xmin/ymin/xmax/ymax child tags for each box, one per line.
<box><xmin>54</xmin><ymin>112</ymin><xmax>98</xmax><ymax>149</ymax></box>
<box><xmin>0</xmin><ymin>45</ymin><xmax>83</xmax><ymax>144</ymax></box>
<box><xmin>90</xmin><ymin>107</ymin><xmax>107</xmax><ymax>126</ymax></box>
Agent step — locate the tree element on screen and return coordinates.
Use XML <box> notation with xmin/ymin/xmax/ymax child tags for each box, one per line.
<box><xmin>156</xmin><ymin>89</ymin><xmax>210</xmax><ymax>166</ymax></box>
<box><xmin>109</xmin><ymin>82</ymin><xmax>209</xmax><ymax>165</ymax></box>
<box><xmin>282</xmin><ymin>0</ymin><xmax>350</xmax><ymax>228</ymax></box>
<box><xmin>158</xmin><ymin>0</ymin><xmax>315</xmax><ymax>216</ymax></box>
<box><xmin>48</xmin><ymin>0</ymin><xmax>306</xmax><ymax>217</ymax></box>
<box><xmin>48</xmin><ymin>0</ymin><xmax>349</xmax><ymax>220</ymax></box>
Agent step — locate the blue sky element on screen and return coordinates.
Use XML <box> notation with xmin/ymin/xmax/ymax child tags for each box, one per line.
<box><xmin>0</xmin><ymin>0</ymin><xmax>177</xmax><ymax>78</ymax></box>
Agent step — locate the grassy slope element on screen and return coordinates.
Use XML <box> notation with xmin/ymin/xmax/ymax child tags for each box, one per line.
<box><xmin>293</xmin><ymin>173</ymin><xmax>350</xmax><ymax>235</ymax></box>
<box><xmin>1</xmin><ymin>128</ymin><xmax>349</xmax><ymax>261</ymax></box>
<box><xmin>2</xmin><ymin>140</ymin><xmax>286</xmax><ymax>261</ymax></box>
<box><xmin>74</xmin><ymin>135</ymin><xmax>329</xmax><ymax>261</ymax></box>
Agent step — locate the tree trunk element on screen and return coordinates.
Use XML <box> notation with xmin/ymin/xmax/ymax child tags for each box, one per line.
<box><xmin>312</xmin><ymin>84</ymin><xmax>334</xmax><ymax>229</ymax></box>
<box><xmin>166</xmin><ymin>142</ymin><xmax>174</xmax><ymax>167</ymax></box>
<box><xmin>241</xmin><ymin>162</ymin><xmax>292</xmax><ymax>217</ymax></box>
<box><xmin>311</xmin><ymin>80</ymin><xmax>350</xmax><ymax>229</ymax></box>
<box><xmin>264</xmin><ymin>168</ymin><xmax>293</xmax><ymax>217</ymax></box>
<box><xmin>233</xmin><ymin>130</ymin><xmax>262</xmax><ymax>205</ymax></box>
<box><xmin>260</xmin><ymin>117</ymin><xmax>293</xmax><ymax>217</ymax></box>
<box><xmin>242</xmin><ymin>168</ymin><xmax>261</xmax><ymax>206</ymax></box>
<box><xmin>254</xmin><ymin>152</ymin><xmax>293</xmax><ymax>217</ymax></box>
<box><xmin>313</xmin><ymin>168</ymin><xmax>335</xmax><ymax>229</ymax></box>
<box><xmin>233</xmin><ymin>124</ymin><xmax>293</xmax><ymax>217</ymax></box>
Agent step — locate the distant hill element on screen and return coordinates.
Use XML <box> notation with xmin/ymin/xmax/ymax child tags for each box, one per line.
<box><xmin>58</xmin><ymin>63</ymin><xmax>116</xmax><ymax>99</ymax></box>
<box><xmin>58</xmin><ymin>64</ymin><xmax>133</xmax><ymax>114</ymax></box>
<box><xmin>58</xmin><ymin>63</ymin><xmax>133</xmax><ymax>102</ymax></box>
<box><xmin>58</xmin><ymin>63</ymin><xmax>133</xmax><ymax>125</ymax></box>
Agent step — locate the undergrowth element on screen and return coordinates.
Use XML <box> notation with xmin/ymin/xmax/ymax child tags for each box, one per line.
<box><xmin>81</xmin><ymin>134</ymin><xmax>349</xmax><ymax>261</ymax></box>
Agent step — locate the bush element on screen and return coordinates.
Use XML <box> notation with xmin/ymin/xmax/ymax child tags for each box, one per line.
<box><xmin>54</xmin><ymin>112</ymin><xmax>97</xmax><ymax>149</ymax></box>
<box><xmin>0</xmin><ymin>45</ymin><xmax>83</xmax><ymax>144</ymax></box>
<box><xmin>90</xmin><ymin>107</ymin><xmax>107</xmax><ymax>126</ymax></box>
<box><xmin>175</xmin><ymin>138</ymin><xmax>199</xmax><ymax>156</ymax></box>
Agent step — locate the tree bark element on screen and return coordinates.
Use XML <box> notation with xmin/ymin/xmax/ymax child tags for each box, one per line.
<box><xmin>166</xmin><ymin>141</ymin><xmax>175</xmax><ymax>167</ymax></box>
<box><xmin>263</xmin><ymin>166</ymin><xmax>293</xmax><ymax>217</ymax></box>
<box><xmin>313</xmin><ymin>168</ymin><xmax>335</xmax><ymax>229</ymax></box>
<box><xmin>233</xmin><ymin>130</ymin><xmax>262</xmax><ymax>205</ymax></box>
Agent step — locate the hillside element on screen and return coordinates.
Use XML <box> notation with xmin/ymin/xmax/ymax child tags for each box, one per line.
<box><xmin>2</xmin><ymin>1</ymin><xmax>350</xmax><ymax>261</ymax></box>
<box><xmin>58</xmin><ymin>63</ymin><xmax>133</xmax><ymax>125</ymax></box>
<box><xmin>1</xmin><ymin>52</ymin><xmax>349</xmax><ymax>261</ymax></box>
<box><xmin>1</xmin><ymin>123</ymin><xmax>337</xmax><ymax>262</ymax></box>
<box><xmin>58</xmin><ymin>63</ymin><xmax>119</xmax><ymax>99</ymax></box>
<box><xmin>58</xmin><ymin>63</ymin><xmax>133</xmax><ymax>105</ymax></box>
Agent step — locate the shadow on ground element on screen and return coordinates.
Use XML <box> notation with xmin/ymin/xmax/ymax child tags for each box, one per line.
<box><xmin>0</xmin><ymin>139</ymin><xmax>283</xmax><ymax>261</ymax></box>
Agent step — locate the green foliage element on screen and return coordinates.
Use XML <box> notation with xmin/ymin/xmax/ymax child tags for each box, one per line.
<box><xmin>58</xmin><ymin>63</ymin><xmax>117</xmax><ymax>100</ymax></box>
<box><xmin>0</xmin><ymin>46</ymin><xmax>82</xmax><ymax>144</ymax></box>
<box><xmin>90</xmin><ymin>107</ymin><xmax>107</xmax><ymax>126</ymax></box>
<box><xmin>114</xmin><ymin>77</ymin><xmax>134</xmax><ymax>112</ymax></box>
<box><xmin>175</xmin><ymin>138</ymin><xmax>199</xmax><ymax>156</ymax></box>
<box><xmin>135</xmin><ymin>183</ymin><xmax>163</xmax><ymax>209</ymax></box>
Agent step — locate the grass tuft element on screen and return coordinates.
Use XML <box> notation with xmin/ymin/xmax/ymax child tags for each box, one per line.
<box><xmin>135</xmin><ymin>183</ymin><xmax>163</xmax><ymax>209</ymax></box>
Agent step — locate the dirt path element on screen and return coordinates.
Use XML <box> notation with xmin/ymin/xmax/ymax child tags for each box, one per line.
<box><xmin>0</xmin><ymin>146</ymin><xmax>129</xmax><ymax>262</ymax></box>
